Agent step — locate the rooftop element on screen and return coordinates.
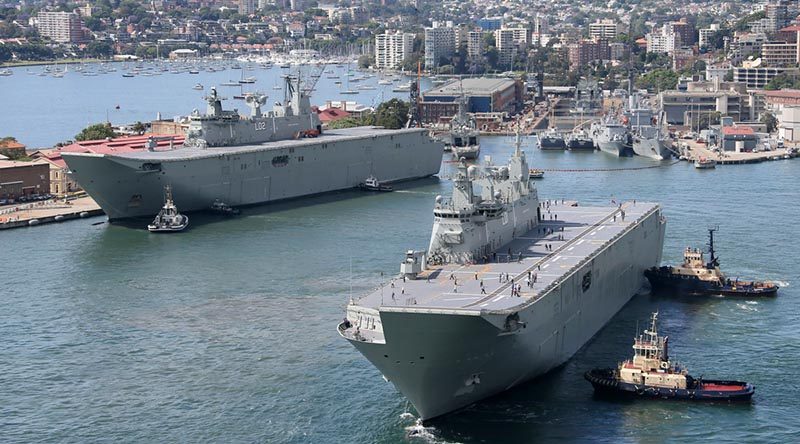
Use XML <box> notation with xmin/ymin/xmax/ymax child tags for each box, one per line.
<box><xmin>722</xmin><ymin>126</ymin><xmax>755</xmax><ymax>136</ymax></box>
<box><xmin>424</xmin><ymin>77</ymin><xmax>517</xmax><ymax>97</ymax></box>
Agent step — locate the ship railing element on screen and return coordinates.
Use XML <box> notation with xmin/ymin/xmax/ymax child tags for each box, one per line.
<box><xmin>480</xmin><ymin>203</ymin><xmax>662</xmax><ymax>315</ymax></box>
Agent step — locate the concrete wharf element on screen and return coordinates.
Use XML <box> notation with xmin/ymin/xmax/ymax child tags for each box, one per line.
<box><xmin>0</xmin><ymin>196</ymin><xmax>103</xmax><ymax>230</ymax></box>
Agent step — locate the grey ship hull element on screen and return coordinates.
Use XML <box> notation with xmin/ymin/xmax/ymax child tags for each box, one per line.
<box><xmin>597</xmin><ymin>140</ymin><xmax>633</xmax><ymax>157</ymax></box>
<box><xmin>341</xmin><ymin>204</ymin><xmax>666</xmax><ymax>420</ymax></box>
<box><xmin>64</xmin><ymin>127</ymin><xmax>443</xmax><ymax>220</ymax></box>
<box><xmin>633</xmin><ymin>137</ymin><xmax>672</xmax><ymax>160</ymax></box>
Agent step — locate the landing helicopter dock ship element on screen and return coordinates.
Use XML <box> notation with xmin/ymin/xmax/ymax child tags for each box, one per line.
<box><xmin>338</xmin><ymin>133</ymin><xmax>667</xmax><ymax>421</ymax></box>
<box><xmin>62</xmin><ymin>76</ymin><xmax>443</xmax><ymax>221</ymax></box>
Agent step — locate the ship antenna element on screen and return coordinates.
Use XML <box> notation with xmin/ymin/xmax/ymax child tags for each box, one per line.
<box><xmin>707</xmin><ymin>225</ymin><xmax>719</xmax><ymax>268</ymax></box>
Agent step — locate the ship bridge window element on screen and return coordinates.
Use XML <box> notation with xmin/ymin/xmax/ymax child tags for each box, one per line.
<box><xmin>272</xmin><ymin>155</ymin><xmax>289</xmax><ymax>167</ymax></box>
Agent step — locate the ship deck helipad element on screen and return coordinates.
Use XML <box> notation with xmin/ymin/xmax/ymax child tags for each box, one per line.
<box><xmin>354</xmin><ymin>200</ymin><xmax>659</xmax><ymax>314</ymax></box>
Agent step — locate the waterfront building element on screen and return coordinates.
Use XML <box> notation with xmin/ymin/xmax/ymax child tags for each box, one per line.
<box><xmin>0</xmin><ymin>161</ymin><xmax>49</xmax><ymax>200</ymax></box>
<box><xmin>420</xmin><ymin>77</ymin><xmax>522</xmax><ymax>123</ymax></box>
<box><xmin>424</xmin><ymin>21</ymin><xmax>456</xmax><ymax>70</ymax></box>
<box><xmin>589</xmin><ymin>19</ymin><xmax>621</xmax><ymax>40</ymax></box>
<box><xmin>659</xmin><ymin>81</ymin><xmax>754</xmax><ymax>125</ymax></box>
<box><xmin>36</xmin><ymin>11</ymin><xmax>83</xmax><ymax>43</ymax></box>
<box><xmin>375</xmin><ymin>31</ymin><xmax>414</xmax><ymax>69</ymax></box>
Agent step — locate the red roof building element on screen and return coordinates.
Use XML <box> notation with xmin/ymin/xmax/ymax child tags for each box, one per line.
<box><xmin>314</xmin><ymin>106</ymin><xmax>352</xmax><ymax>124</ymax></box>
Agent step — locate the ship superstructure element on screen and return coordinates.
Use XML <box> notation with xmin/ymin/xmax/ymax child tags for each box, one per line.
<box><xmin>339</xmin><ymin>134</ymin><xmax>667</xmax><ymax>420</ymax></box>
<box><xmin>626</xmin><ymin>93</ymin><xmax>673</xmax><ymax>160</ymax></box>
<box><xmin>448</xmin><ymin>95</ymin><xmax>480</xmax><ymax>160</ymax></box>
<box><xmin>63</xmin><ymin>76</ymin><xmax>443</xmax><ymax>220</ymax></box>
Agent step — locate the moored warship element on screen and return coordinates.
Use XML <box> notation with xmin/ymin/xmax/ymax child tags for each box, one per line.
<box><xmin>338</xmin><ymin>132</ymin><xmax>667</xmax><ymax>420</ymax></box>
<box><xmin>591</xmin><ymin>116</ymin><xmax>634</xmax><ymax>157</ymax></box>
<box><xmin>447</xmin><ymin>96</ymin><xmax>480</xmax><ymax>160</ymax></box>
<box><xmin>626</xmin><ymin>94</ymin><xmax>673</xmax><ymax>160</ymax></box>
<box><xmin>63</xmin><ymin>76</ymin><xmax>443</xmax><ymax>220</ymax></box>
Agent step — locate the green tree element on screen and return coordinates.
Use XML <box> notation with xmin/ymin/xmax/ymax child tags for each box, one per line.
<box><xmin>761</xmin><ymin>112</ymin><xmax>778</xmax><ymax>133</ymax></box>
<box><xmin>764</xmin><ymin>72</ymin><xmax>800</xmax><ymax>90</ymax></box>
<box><xmin>636</xmin><ymin>69</ymin><xmax>679</xmax><ymax>92</ymax></box>
<box><xmin>75</xmin><ymin>123</ymin><xmax>117</xmax><ymax>141</ymax></box>
<box><xmin>326</xmin><ymin>117</ymin><xmax>363</xmax><ymax>129</ymax></box>
<box><xmin>132</xmin><ymin>121</ymin><xmax>146</xmax><ymax>134</ymax></box>
<box><xmin>373</xmin><ymin>98</ymin><xmax>410</xmax><ymax>129</ymax></box>
<box><xmin>0</xmin><ymin>45</ymin><xmax>10</xmax><ymax>62</ymax></box>
<box><xmin>357</xmin><ymin>54</ymin><xmax>374</xmax><ymax>69</ymax></box>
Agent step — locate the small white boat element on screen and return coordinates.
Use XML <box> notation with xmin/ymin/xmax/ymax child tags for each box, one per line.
<box><xmin>358</xmin><ymin>176</ymin><xmax>392</xmax><ymax>192</ymax></box>
<box><xmin>529</xmin><ymin>169</ymin><xmax>545</xmax><ymax>179</ymax></box>
<box><xmin>148</xmin><ymin>185</ymin><xmax>189</xmax><ymax>232</ymax></box>
<box><xmin>193</xmin><ymin>83</ymin><xmax>204</xmax><ymax>90</ymax></box>
<box><xmin>694</xmin><ymin>157</ymin><xmax>716</xmax><ymax>169</ymax></box>
<box><xmin>341</xmin><ymin>90</ymin><xmax>359</xmax><ymax>95</ymax></box>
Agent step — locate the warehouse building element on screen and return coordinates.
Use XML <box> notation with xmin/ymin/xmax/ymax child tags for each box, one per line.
<box><xmin>419</xmin><ymin>77</ymin><xmax>523</xmax><ymax>123</ymax></box>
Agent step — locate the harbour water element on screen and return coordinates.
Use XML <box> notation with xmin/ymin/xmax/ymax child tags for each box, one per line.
<box><xmin>2</xmin><ymin>134</ymin><xmax>798</xmax><ymax>442</ymax></box>
<box><xmin>0</xmin><ymin>62</ymin><xmax>425</xmax><ymax>148</ymax></box>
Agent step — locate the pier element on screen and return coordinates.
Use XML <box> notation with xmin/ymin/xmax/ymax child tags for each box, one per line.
<box><xmin>678</xmin><ymin>139</ymin><xmax>798</xmax><ymax>165</ymax></box>
<box><xmin>0</xmin><ymin>196</ymin><xmax>103</xmax><ymax>230</ymax></box>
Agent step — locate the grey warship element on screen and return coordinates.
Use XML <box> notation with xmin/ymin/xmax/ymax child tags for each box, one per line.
<box><xmin>339</xmin><ymin>133</ymin><xmax>666</xmax><ymax>420</ymax></box>
<box><xmin>63</xmin><ymin>76</ymin><xmax>443</xmax><ymax>220</ymax></box>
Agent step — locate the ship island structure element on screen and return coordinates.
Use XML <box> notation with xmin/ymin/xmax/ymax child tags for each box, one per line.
<box><xmin>338</xmin><ymin>133</ymin><xmax>667</xmax><ymax>420</ymax></box>
<box><xmin>62</xmin><ymin>76</ymin><xmax>443</xmax><ymax>221</ymax></box>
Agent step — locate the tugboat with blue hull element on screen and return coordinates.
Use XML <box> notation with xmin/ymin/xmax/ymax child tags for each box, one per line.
<box><xmin>645</xmin><ymin>227</ymin><xmax>779</xmax><ymax>297</ymax></box>
<box><xmin>585</xmin><ymin>312</ymin><xmax>755</xmax><ymax>402</ymax></box>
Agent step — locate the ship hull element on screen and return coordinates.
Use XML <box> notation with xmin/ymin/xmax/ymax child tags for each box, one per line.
<box><xmin>343</xmin><ymin>209</ymin><xmax>666</xmax><ymax>420</ymax></box>
<box><xmin>539</xmin><ymin>137</ymin><xmax>566</xmax><ymax>150</ymax></box>
<box><xmin>568</xmin><ymin>139</ymin><xmax>595</xmax><ymax>151</ymax></box>
<box><xmin>585</xmin><ymin>369</ymin><xmax>754</xmax><ymax>401</ymax></box>
<box><xmin>64</xmin><ymin>128</ymin><xmax>443</xmax><ymax>220</ymax></box>
<box><xmin>633</xmin><ymin>138</ymin><xmax>672</xmax><ymax>160</ymax></box>
<box><xmin>644</xmin><ymin>267</ymin><xmax>778</xmax><ymax>297</ymax></box>
<box><xmin>597</xmin><ymin>140</ymin><xmax>634</xmax><ymax>157</ymax></box>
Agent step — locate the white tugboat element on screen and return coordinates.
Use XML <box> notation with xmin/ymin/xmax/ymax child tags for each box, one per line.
<box><xmin>147</xmin><ymin>185</ymin><xmax>189</xmax><ymax>232</ymax></box>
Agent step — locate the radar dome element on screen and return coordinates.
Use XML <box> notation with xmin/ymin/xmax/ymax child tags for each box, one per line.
<box><xmin>467</xmin><ymin>165</ymin><xmax>478</xmax><ymax>178</ymax></box>
<box><xmin>494</xmin><ymin>191</ymin><xmax>502</xmax><ymax>200</ymax></box>
<box><xmin>435</xmin><ymin>195</ymin><xmax>443</xmax><ymax>204</ymax></box>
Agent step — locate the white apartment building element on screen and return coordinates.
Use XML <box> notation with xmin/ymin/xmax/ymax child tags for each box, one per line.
<box><xmin>424</xmin><ymin>21</ymin><xmax>456</xmax><ymax>70</ymax></box>
<box><xmin>375</xmin><ymin>30</ymin><xmax>414</xmax><ymax>69</ymax></box>
<box><xmin>646</xmin><ymin>31</ymin><xmax>677</xmax><ymax>53</ymax></box>
<box><xmin>589</xmin><ymin>19</ymin><xmax>620</xmax><ymax>40</ymax></box>
<box><xmin>36</xmin><ymin>11</ymin><xmax>83</xmax><ymax>43</ymax></box>
<box><xmin>699</xmin><ymin>24</ymin><xmax>720</xmax><ymax>48</ymax></box>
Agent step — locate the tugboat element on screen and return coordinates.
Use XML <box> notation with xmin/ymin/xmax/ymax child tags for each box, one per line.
<box><xmin>210</xmin><ymin>199</ymin><xmax>240</xmax><ymax>216</ymax></box>
<box><xmin>694</xmin><ymin>157</ymin><xmax>717</xmax><ymax>169</ymax></box>
<box><xmin>645</xmin><ymin>227</ymin><xmax>778</xmax><ymax>296</ymax></box>
<box><xmin>528</xmin><ymin>168</ymin><xmax>545</xmax><ymax>179</ymax></box>
<box><xmin>147</xmin><ymin>185</ymin><xmax>189</xmax><ymax>232</ymax></box>
<box><xmin>358</xmin><ymin>176</ymin><xmax>393</xmax><ymax>192</ymax></box>
<box><xmin>585</xmin><ymin>312</ymin><xmax>755</xmax><ymax>401</ymax></box>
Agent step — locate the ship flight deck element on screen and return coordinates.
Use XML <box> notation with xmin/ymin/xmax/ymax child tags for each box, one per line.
<box><xmin>353</xmin><ymin>200</ymin><xmax>660</xmax><ymax>314</ymax></box>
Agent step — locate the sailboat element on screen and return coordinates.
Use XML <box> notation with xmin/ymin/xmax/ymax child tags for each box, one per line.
<box><xmin>341</xmin><ymin>63</ymin><xmax>359</xmax><ymax>95</ymax></box>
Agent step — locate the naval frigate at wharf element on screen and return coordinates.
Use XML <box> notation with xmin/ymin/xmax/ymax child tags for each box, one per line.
<box><xmin>62</xmin><ymin>76</ymin><xmax>443</xmax><ymax>220</ymax></box>
<box><xmin>338</xmin><ymin>133</ymin><xmax>667</xmax><ymax>420</ymax></box>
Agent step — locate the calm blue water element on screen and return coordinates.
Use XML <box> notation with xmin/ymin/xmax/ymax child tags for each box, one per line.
<box><xmin>1</xmin><ymin>75</ymin><xmax>799</xmax><ymax>442</ymax></box>
<box><xmin>0</xmin><ymin>62</ymin><xmax>423</xmax><ymax>148</ymax></box>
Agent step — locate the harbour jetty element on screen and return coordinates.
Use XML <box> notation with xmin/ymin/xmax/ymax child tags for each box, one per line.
<box><xmin>678</xmin><ymin>139</ymin><xmax>798</xmax><ymax>165</ymax></box>
<box><xmin>0</xmin><ymin>196</ymin><xmax>103</xmax><ymax>230</ymax></box>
